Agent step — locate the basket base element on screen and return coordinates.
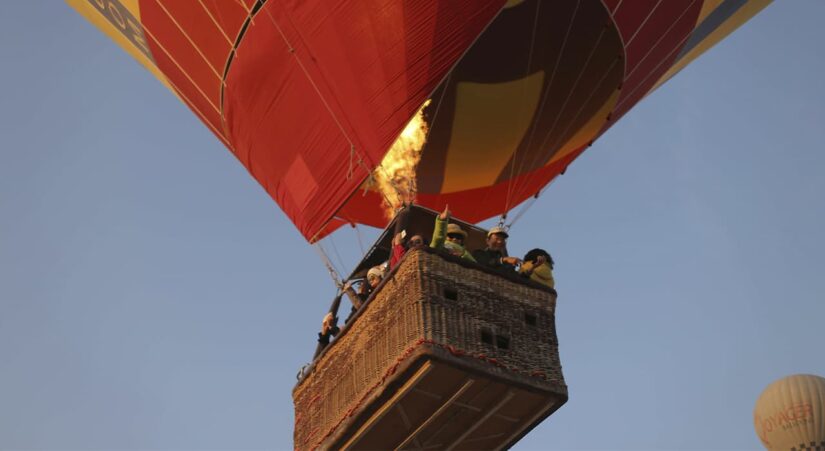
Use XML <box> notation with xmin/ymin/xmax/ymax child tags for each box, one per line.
<box><xmin>330</xmin><ymin>344</ymin><xmax>567</xmax><ymax>450</ymax></box>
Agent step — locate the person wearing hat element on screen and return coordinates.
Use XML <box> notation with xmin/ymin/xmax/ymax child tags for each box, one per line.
<box><xmin>342</xmin><ymin>264</ymin><xmax>386</xmax><ymax>314</ymax></box>
<box><xmin>366</xmin><ymin>265</ymin><xmax>386</xmax><ymax>286</ymax></box>
<box><xmin>472</xmin><ymin>225</ymin><xmax>521</xmax><ymax>274</ymax></box>
<box><xmin>430</xmin><ymin>205</ymin><xmax>476</xmax><ymax>262</ymax></box>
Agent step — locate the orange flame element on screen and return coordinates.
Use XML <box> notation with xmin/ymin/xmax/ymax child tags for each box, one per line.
<box><xmin>374</xmin><ymin>100</ymin><xmax>431</xmax><ymax>220</ymax></box>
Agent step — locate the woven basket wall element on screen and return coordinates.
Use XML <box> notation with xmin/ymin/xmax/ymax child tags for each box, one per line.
<box><xmin>293</xmin><ymin>248</ymin><xmax>566</xmax><ymax>450</ymax></box>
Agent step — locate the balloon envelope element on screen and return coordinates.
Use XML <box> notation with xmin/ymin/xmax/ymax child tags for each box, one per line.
<box><xmin>754</xmin><ymin>374</ymin><xmax>825</xmax><ymax>450</ymax></box>
<box><xmin>68</xmin><ymin>0</ymin><xmax>772</xmax><ymax>241</ymax></box>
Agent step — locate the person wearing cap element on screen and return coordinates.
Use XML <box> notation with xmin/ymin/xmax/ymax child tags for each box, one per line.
<box><xmin>472</xmin><ymin>225</ymin><xmax>521</xmax><ymax>274</ymax></box>
<box><xmin>519</xmin><ymin>248</ymin><xmax>555</xmax><ymax>289</ymax></box>
<box><xmin>367</xmin><ymin>265</ymin><xmax>386</xmax><ymax>287</ymax></box>
<box><xmin>430</xmin><ymin>205</ymin><xmax>476</xmax><ymax>262</ymax></box>
<box><xmin>342</xmin><ymin>264</ymin><xmax>386</xmax><ymax>314</ymax></box>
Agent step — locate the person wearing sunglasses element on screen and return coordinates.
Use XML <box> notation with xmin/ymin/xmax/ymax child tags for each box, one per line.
<box><xmin>430</xmin><ymin>205</ymin><xmax>476</xmax><ymax>262</ymax></box>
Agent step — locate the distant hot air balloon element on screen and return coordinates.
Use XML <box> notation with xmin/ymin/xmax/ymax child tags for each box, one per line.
<box><xmin>67</xmin><ymin>0</ymin><xmax>772</xmax><ymax>244</ymax></box>
<box><xmin>754</xmin><ymin>374</ymin><xmax>825</xmax><ymax>450</ymax></box>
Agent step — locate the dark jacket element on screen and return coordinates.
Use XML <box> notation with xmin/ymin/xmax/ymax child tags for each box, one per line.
<box><xmin>472</xmin><ymin>248</ymin><xmax>516</xmax><ymax>274</ymax></box>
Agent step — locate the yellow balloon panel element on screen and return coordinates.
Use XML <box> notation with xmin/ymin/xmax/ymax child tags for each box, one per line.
<box><xmin>651</xmin><ymin>0</ymin><xmax>773</xmax><ymax>94</ymax></box>
<box><xmin>65</xmin><ymin>0</ymin><xmax>173</xmax><ymax>94</ymax></box>
<box><xmin>441</xmin><ymin>73</ymin><xmax>544</xmax><ymax>194</ymax></box>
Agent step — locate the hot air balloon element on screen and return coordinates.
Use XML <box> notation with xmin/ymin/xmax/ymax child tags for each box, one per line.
<box><xmin>68</xmin><ymin>0</ymin><xmax>773</xmax><ymax>449</ymax></box>
<box><xmin>754</xmin><ymin>374</ymin><xmax>825</xmax><ymax>451</ymax></box>
<box><xmin>66</xmin><ymin>0</ymin><xmax>773</xmax><ymax>242</ymax></box>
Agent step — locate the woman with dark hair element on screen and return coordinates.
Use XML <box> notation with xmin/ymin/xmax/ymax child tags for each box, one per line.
<box><xmin>390</xmin><ymin>204</ymin><xmax>428</xmax><ymax>268</ymax></box>
<box><xmin>520</xmin><ymin>248</ymin><xmax>555</xmax><ymax>289</ymax></box>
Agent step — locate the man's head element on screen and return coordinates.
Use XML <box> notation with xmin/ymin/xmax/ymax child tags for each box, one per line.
<box><xmin>486</xmin><ymin>225</ymin><xmax>509</xmax><ymax>251</ymax></box>
<box><xmin>446</xmin><ymin>223</ymin><xmax>467</xmax><ymax>247</ymax></box>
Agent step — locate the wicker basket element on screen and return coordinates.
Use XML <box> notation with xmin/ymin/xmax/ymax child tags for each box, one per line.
<box><xmin>293</xmin><ymin>248</ymin><xmax>567</xmax><ymax>450</ymax></box>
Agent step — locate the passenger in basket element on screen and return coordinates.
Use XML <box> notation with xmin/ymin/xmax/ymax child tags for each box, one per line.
<box><xmin>430</xmin><ymin>205</ymin><xmax>476</xmax><ymax>262</ymax></box>
<box><xmin>342</xmin><ymin>265</ymin><xmax>385</xmax><ymax>311</ymax></box>
<box><xmin>342</xmin><ymin>264</ymin><xmax>386</xmax><ymax>323</ymax></box>
<box><xmin>519</xmin><ymin>248</ymin><xmax>555</xmax><ymax>289</ymax></box>
<box><xmin>366</xmin><ymin>265</ymin><xmax>386</xmax><ymax>288</ymax></box>
<box><xmin>318</xmin><ymin>312</ymin><xmax>340</xmax><ymax>346</ymax></box>
<box><xmin>390</xmin><ymin>204</ymin><xmax>427</xmax><ymax>268</ymax></box>
<box><xmin>472</xmin><ymin>225</ymin><xmax>521</xmax><ymax>274</ymax></box>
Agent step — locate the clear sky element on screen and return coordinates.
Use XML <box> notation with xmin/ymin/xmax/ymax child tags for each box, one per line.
<box><xmin>1</xmin><ymin>2</ymin><xmax>823</xmax><ymax>450</ymax></box>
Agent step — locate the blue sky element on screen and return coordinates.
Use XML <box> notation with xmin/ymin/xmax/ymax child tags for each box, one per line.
<box><xmin>1</xmin><ymin>2</ymin><xmax>823</xmax><ymax>449</ymax></box>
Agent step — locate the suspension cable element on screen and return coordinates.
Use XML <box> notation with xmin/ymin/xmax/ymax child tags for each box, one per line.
<box><xmin>313</xmin><ymin>243</ymin><xmax>343</xmax><ymax>289</ymax></box>
<box><xmin>511</xmin><ymin>0</ymin><xmax>695</xmax><ymax>208</ymax></box>
<box><xmin>260</xmin><ymin>2</ymin><xmax>377</xmax><ymax>198</ymax></box>
<box><xmin>352</xmin><ymin>224</ymin><xmax>365</xmax><ymax>257</ymax></box>
<box><xmin>260</xmin><ymin>7</ymin><xmax>355</xmax><ymax>147</ymax></box>
<box><xmin>499</xmin><ymin>0</ymin><xmax>581</xmax><ymax>220</ymax></box>
<box><xmin>424</xmin><ymin>74</ymin><xmax>452</xmax><ymax>144</ymax></box>
<box><xmin>501</xmin><ymin>0</ymin><xmax>542</xmax><ymax>222</ymax></box>
<box><xmin>506</xmin><ymin>178</ymin><xmax>557</xmax><ymax>230</ymax></box>
<box><xmin>509</xmin><ymin>17</ymin><xmax>618</xmax><ymax>210</ymax></box>
<box><xmin>325</xmin><ymin>235</ymin><xmax>348</xmax><ymax>281</ymax></box>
